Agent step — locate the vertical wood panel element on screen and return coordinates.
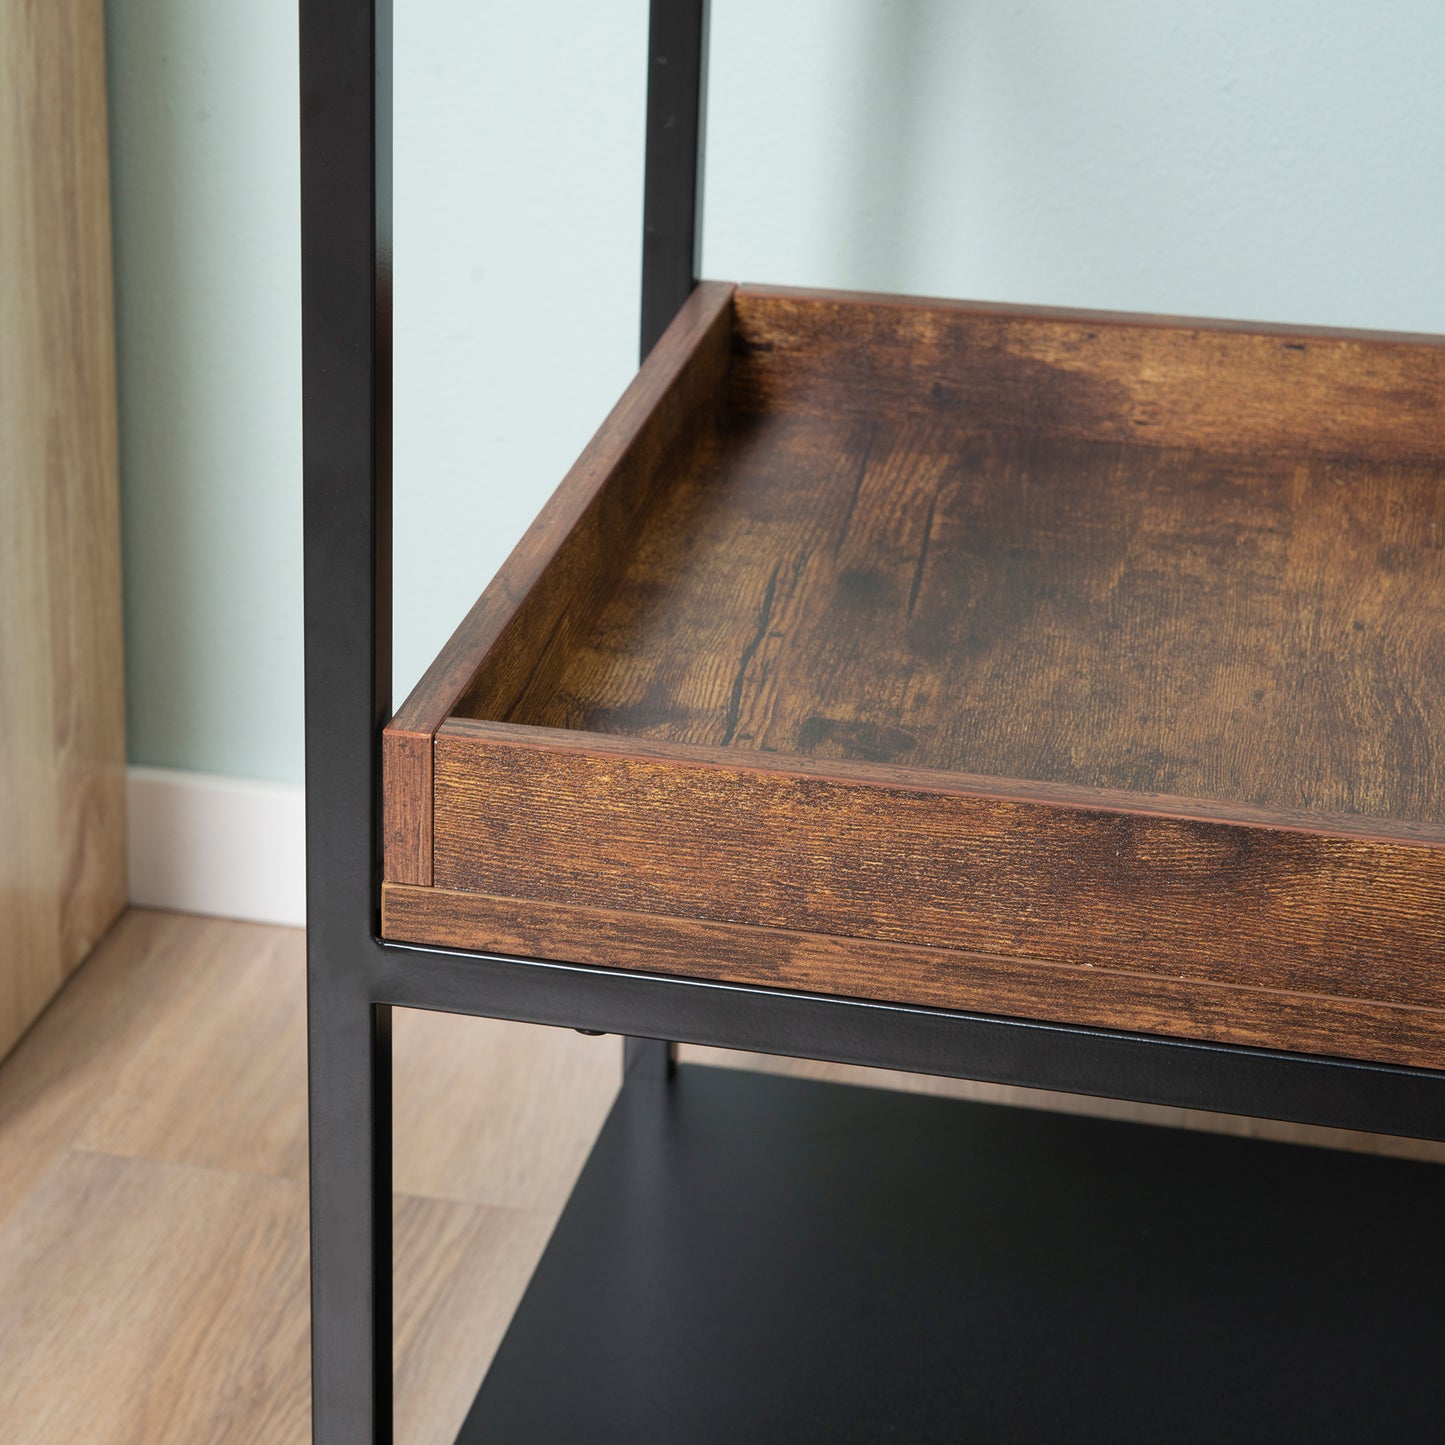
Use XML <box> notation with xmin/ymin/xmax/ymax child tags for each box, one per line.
<box><xmin>0</xmin><ymin>0</ymin><xmax>126</xmax><ymax>1057</ymax></box>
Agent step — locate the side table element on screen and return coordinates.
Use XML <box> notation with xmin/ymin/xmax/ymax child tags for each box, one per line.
<box><xmin>300</xmin><ymin>4</ymin><xmax>1445</xmax><ymax>1440</ymax></box>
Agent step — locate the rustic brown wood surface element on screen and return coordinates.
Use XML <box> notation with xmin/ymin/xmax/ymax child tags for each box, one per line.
<box><xmin>427</xmin><ymin>728</ymin><xmax>1445</xmax><ymax>1017</ymax></box>
<box><xmin>730</xmin><ymin>285</ymin><xmax>1445</xmax><ymax>461</ymax></box>
<box><xmin>384</xmin><ymin>285</ymin><xmax>1445</xmax><ymax>1063</ymax></box>
<box><xmin>0</xmin><ymin>0</ymin><xmax>126</xmax><ymax>1058</ymax></box>
<box><xmin>382</xmin><ymin>883</ymin><xmax>1445</xmax><ymax>1071</ymax></box>
<box><xmin>441</xmin><ymin>719</ymin><xmax>1444</xmax><ymax>847</ymax></box>
<box><xmin>383</xmin><ymin>281</ymin><xmax>733</xmax><ymax>883</ymax></box>
<box><xmin>383</xmin><ymin>730</ymin><xmax>433</xmax><ymax>887</ymax></box>
<box><xmin>492</xmin><ymin>394</ymin><xmax>1445</xmax><ymax>826</ymax></box>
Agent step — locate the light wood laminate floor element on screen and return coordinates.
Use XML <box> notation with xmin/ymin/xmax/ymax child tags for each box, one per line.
<box><xmin>1</xmin><ymin>909</ymin><xmax>1439</xmax><ymax>1442</ymax></box>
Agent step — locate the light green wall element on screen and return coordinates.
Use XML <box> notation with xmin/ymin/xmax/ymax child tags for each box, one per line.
<box><xmin>107</xmin><ymin>2</ymin><xmax>1445</xmax><ymax>786</ymax></box>
<box><xmin>108</xmin><ymin>3</ymin><xmax>304</xmax><ymax>783</ymax></box>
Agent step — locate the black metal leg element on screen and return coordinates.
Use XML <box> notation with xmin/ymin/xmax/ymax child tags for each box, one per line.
<box><xmin>307</xmin><ymin>990</ymin><xmax>394</xmax><ymax>1443</ymax></box>
<box><xmin>624</xmin><ymin>1037</ymin><xmax>678</xmax><ymax>1080</ymax></box>
<box><xmin>628</xmin><ymin>0</ymin><xmax>709</xmax><ymax>1079</ymax></box>
<box><xmin>301</xmin><ymin>0</ymin><xmax>394</xmax><ymax>1433</ymax></box>
<box><xmin>640</xmin><ymin>0</ymin><xmax>708</xmax><ymax>359</ymax></box>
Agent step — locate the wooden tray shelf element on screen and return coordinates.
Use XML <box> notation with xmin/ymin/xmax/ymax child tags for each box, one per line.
<box><xmin>382</xmin><ymin>281</ymin><xmax>1445</xmax><ymax>1070</ymax></box>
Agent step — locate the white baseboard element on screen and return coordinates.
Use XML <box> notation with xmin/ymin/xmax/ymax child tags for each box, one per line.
<box><xmin>126</xmin><ymin>766</ymin><xmax>306</xmax><ymax>927</ymax></box>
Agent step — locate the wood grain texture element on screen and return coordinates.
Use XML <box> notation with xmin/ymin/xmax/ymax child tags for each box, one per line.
<box><xmin>0</xmin><ymin>0</ymin><xmax>126</xmax><ymax>1058</ymax></box>
<box><xmin>382</xmin><ymin>280</ymin><xmax>733</xmax><ymax>883</ymax></box>
<box><xmin>382</xmin><ymin>883</ymin><xmax>1445</xmax><ymax>1071</ymax></box>
<box><xmin>731</xmin><ymin>284</ymin><xmax>1445</xmax><ymax>461</ymax></box>
<box><xmin>494</xmin><ymin>409</ymin><xmax>1445</xmax><ymax>828</ymax></box>
<box><xmin>440</xmin><ymin>719</ymin><xmax>1444</xmax><ymax>848</ymax></box>
<box><xmin>0</xmin><ymin>909</ymin><xmax>613</xmax><ymax>1444</ymax></box>
<box><xmin>0</xmin><ymin>1152</ymin><xmax>312</xmax><ymax>1442</ymax></box>
<box><xmin>0</xmin><ymin>1151</ymin><xmax>555</xmax><ymax>1445</ymax></box>
<box><xmin>0</xmin><ymin>910</ymin><xmax>218</xmax><ymax>1231</ymax></box>
<box><xmin>384</xmin><ymin>729</ymin><xmax>433</xmax><ymax>886</ymax></box>
<box><xmin>429</xmin><ymin>730</ymin><xmax>1445</xmax><ymax>1016</ymax></box>
<box><xmin>387</xmin><ymin>285</ymin><xmax>1445</xmax><ymax>1062</ymax></box>
<box><xmin>46</xmin><ymin>912</ymin><xmax>620</xmax><ymax>1215</ymax></box>
<box><xmin>73</xmin><ymin>916</ymin><xmax>313</xmax><ymax>1182</ymax></box>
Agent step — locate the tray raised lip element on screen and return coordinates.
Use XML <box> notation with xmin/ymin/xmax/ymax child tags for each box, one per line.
<box><xmin>412</xmin><ymin>712</ymin><xmax>1445</xmax><ymax>1071</ymax></box>
<box><xmin>385</xmin><ymin>279</ymin><xmax>1445</xmax><ymax>888</ymax></box>
<box><xmin>437</xmin><ymin>715</ymin><xmax>1445</xmax><ymax>851</ymax></box>
<box><xmin>736</xmin><ymin>279</ymin><xmax>1445</xmax><ymax>350</ymax></box>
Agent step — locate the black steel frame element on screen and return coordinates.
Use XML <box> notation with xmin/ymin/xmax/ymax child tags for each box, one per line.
<box><xmin>301</xmin><ymin>3</ymin><xmax>1443</xmax><ymax>1440</ymax></box>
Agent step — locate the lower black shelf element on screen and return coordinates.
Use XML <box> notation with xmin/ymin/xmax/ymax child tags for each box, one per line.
<box><xmin>458</xmin><ymin>1064</ymin><xmax>1443</xmax><ymax>1443</ymax></box>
